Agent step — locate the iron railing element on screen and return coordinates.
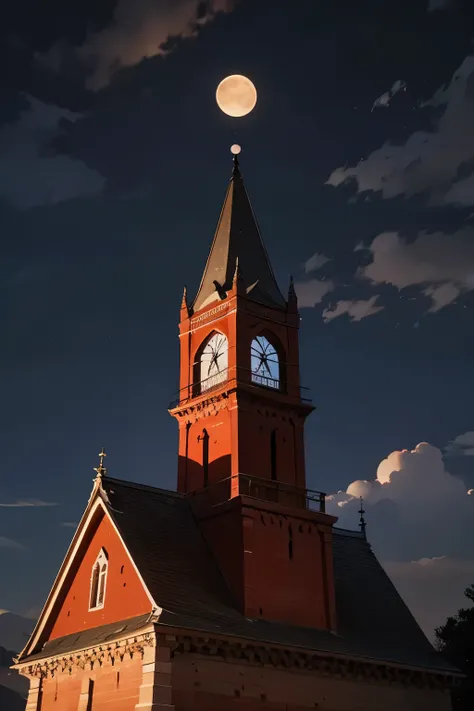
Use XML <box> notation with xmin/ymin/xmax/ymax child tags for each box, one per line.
<box><xmin>186</xmin><ymin>472</ymin><xmax>326</xmax><ymax>513</ymax></box>
<box><xmin>169</xmin><ymin>365</ymin><xmax>312</xmax><ymax>409</ymax></box>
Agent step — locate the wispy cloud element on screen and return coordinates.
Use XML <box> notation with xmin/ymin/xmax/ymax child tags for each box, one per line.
<box><xmin>0</xmin><ymin>95</ymin><xmax>105</xmax><ymax>209</ymax></box>
<box><xmin>371</xmin><ymin>79</ymin><xmax>406</xmax><ymax>111</ymax></box>
<box><xmin>0</xmin><ymin>498</ymin><xmax>58</xmax><ymax>508</ymax></box>
<box><xmin>322</xmin><ymin>295</ymin><xmax>384</xmax><ymax>322</ymax></box>
<box><xmin>360</xmin><ymin>228</ymin><xmax>474</xmax><ymax>312</ymax></box>
<box><xmin>303</xmin><ymin>252</ymin><xmax>330</xmax><ymax>274</ymax></box>
<box><xmin>42</xmin><ymin>0</ymin><xmax>234</xmax><ymax>90</ymax></box>
<box><xmin>327</xmin><ymin>55</ymin><xmax>474</xmax><ymax>206</ymax></box>
<box><xmin>0</xmin><ymin>537</ymin><xmax>26</xmax><ymax>550</ymax></box>
<box><xmin>294</xmin><ymin>278</ymin><xmax>334</xmax><ymax>308</ymax></box>
<box><xmin>60</xmin><ymin>522</ymin><xmax>77</xmax><ymax>528</ymax></box>
<box><xmin>445</xmin><ymin>431</ymin><xmax>474</xmax><ymax>457</ymax></box>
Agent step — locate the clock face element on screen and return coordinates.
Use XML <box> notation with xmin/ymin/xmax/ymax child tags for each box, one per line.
<box><xmin>200</xmin><ymin>333</ymin><xmax>228</xmax><ymax>391</ymax></box>
<box><xmin>251</xmin><ymin>336</ymin><xmax>279</xmax><ymax>388</ymax></box>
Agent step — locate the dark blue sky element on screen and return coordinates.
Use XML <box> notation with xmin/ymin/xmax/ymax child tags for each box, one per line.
<box><xmin>1</xmin><ymin>0</ymin><xmax>473</xmax><ymax>633</ymax></box>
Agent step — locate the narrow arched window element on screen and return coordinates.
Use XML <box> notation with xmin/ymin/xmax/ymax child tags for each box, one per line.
<box><xmin>202</xmin><ymin>428</ymin><xmax>209</xmax><ymax>487</ymax></box>
<box><xmin>89</xmin><ymin>548</ymin><xmax>108</xmax><ymax>610</ymax></box>
<box><xmin>270</xmin><ymin>429</ymin><xmax>277</xmax><ymax>481</ymax></box>
<box><xmin>251</xmin><ymin>336</ymin><xmax>280</xmax><ymax>389</ymax></box>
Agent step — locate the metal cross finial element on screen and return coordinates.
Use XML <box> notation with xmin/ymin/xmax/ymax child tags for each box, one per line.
<box><xmin>94</xmin><ymin>447</ymin><xmax>107</xmax><ymax>478</ymax></box>
<box><xmin>358</xmin><ymin>496</ymin><xmax>367</xmax><ymax>538</ymax></box>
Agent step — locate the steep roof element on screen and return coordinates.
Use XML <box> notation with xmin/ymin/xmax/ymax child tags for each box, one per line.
<box><xmin>192</xmin><ymin>157</ymin><xmax>286</xmax><ymax>312</ymax></box>
<box><xmin>19</xmin><ymin>475</ymin><xmax>456</xmax><ymax>674</ymax></box>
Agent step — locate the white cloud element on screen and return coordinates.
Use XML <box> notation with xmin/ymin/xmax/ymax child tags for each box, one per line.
<box><xmin>0</xmin><ymin>537</ymin><xmax>26</xmax><ymax>550</ymax></box>
<box><xmin>43</xmin><ymin>0</ymin><xmax>233</xmax><ymax>90</ymax></box>
<box><xmin>371</xmin><ymin>79</ymin><xmax>406</xmax><ymax>111</ymax></box>
<box><xmin>360</xmin><ymin>228</ymin><xmax>474</xmax><ymax>311</ymax></box>
<box><xmin>304</xmin><ymin>252</ymin><xmax>330</xmax><ymax>273</ymax></box>
<box><xmin>0</xmin><ymin>95</ymin><xmax>105</xmax><ymax>208</ymax></box>
<box><xmin>322</xmin><ymin>295</ymin><xmax>384</xmax><ymax>322</ymax></box>
<box><xmin>445</xmin><ymin>431</ymin><xmax>474</xmax><ymax>457</ymax></box>
<box><xmin>294</xmin><ymin>278</ymin><xmax>334</xmax><ymax>308</ymax></box>
<box><xmin>0</xmin><ymin>499</ymin><xmax>58</xmax><ymax>508</ymax></box>
<box><xmin>327</xmin><ymin>55</ymin><xmax>474</xmax><ymax>206</ymax></box>
<box><xmin>327</xmin><ymin>440</ymin><xmax>474</xmax><ymax>637</ymax></box>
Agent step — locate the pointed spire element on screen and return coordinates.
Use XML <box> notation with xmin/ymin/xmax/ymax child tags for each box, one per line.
<box><xmin>191</xmin><ymin>146</ymin><xmax>286</xmax><ymax>312</ymax></box>
<box><xmin>233</xmin><ymin>256</ymin><xmax>245</xmax><ymax>295</ymax></box>
<box><xmin>180</xmin><ymin>286</ymin><xmax>188</xmax><ymax>312</ymax></box>
<box><xmin>94</xmin><ymin>448</ymin><xmax>107</xmax><ymax>480</ymax></box>
<box><xmin>358</xmin><ymin>497</ymin><xmax>367</xmax><ymax>538</ymax></box>
<box><xmin>287</xmin><ymin>275</ymin><xmax>297</xmax><ymax>311</ymax></box>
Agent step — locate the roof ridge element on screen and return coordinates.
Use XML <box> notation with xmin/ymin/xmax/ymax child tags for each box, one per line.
<box><xmin>102</xmin><ymin>476</ymin><xmax>184</xmax><ymax>498</ymax></box>
<box><xmin>333</xmin><ymin>526</ymin><xmax>366</xmax><ymax>538</ymax></box>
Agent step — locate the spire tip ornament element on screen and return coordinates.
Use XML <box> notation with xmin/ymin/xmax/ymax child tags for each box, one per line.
<box><xmin>358</xmin><ymin>496</ymin><xmax>367</xmax><ymax>538</ymax></box>
<box><xmin>94</xmin><ymin>447</ymin><xmax>107</xmax><ymax>479</ymax></box>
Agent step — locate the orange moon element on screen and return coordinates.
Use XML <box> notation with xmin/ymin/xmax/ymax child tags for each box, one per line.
<box><xmin>216</xmin><ymin>75</ymin><xmax>257</xmax><ymax>118</ymax></box>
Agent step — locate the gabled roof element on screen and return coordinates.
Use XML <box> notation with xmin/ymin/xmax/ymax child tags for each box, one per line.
<box><xmin>18</xmin><ymin>475</ymin><xmax>457</xmax><ymax>674</ymax></box>
<box><xmin>192</xmin><ymin>157</ymin><xmax>286</xmax><ymax>312</ymax></box>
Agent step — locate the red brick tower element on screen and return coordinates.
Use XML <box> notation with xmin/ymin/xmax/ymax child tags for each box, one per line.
<box><xmin>169</xmin><ymin>151</ymin><xmax>338</xmax><ymax>631</ymax></box>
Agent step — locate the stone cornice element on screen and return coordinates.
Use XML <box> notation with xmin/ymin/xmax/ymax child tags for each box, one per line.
<box><xmin>159</xmin><ymin>630</ymin><xmax>461</xmax><ymax>691</ymax></box>
<box><xmin>16</xmin><ymin>629</ymin><xmax>156</xmax><ymax>680</ymax></box>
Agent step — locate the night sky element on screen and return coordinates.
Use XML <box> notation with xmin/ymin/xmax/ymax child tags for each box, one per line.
<box><xmin>1</xmin><ymin>0</ymin><xmax>474</xmax><ymax>640</ymax></box>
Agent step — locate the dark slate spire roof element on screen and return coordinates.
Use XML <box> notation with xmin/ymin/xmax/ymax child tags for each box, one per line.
<box><xmin>192</xmin><ymin>155</ymin><xmax>286</xmax><ymax>312</ymax></box>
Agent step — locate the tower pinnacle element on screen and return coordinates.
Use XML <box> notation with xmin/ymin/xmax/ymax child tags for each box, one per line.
<box><xmin>191</xmin><ymin>146</ymin><xmax>285</xmax><ymax>312</ymax></box>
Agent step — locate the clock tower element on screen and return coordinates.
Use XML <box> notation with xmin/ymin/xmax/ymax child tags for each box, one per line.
<box><xmin>169</xmin><ymin>150</ymin><xmax>337</xmax><ymax>629</ymax></box>
<box><xmin>169</xmin><ymin>150</ymin><xmax>314</xmax><ymax>505</ymax></box>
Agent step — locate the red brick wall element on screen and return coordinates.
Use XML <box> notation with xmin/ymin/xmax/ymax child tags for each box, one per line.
<box><xmin>39</xmin><ymin>654</ymin><xmax>143</xmax><ymax>710</ymax></box>
<box><xmin>171</xmin><ymin>654</ymin><xmax>452</xmax><ymax>711</ymax></box>
<box><xmin>48</xmin><ymin>512</ymin><xmax>151</xmax><ymax>640</ymax></box>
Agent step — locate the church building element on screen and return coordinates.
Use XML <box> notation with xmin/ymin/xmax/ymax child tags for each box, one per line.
<box><xmin>14</xmin><ymin>150</ymin><xmax>460</xmax><ymax>710</ymax></box>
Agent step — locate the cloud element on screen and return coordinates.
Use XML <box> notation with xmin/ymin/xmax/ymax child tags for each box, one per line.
<box><xmin>327</xmin><ymin>440</ymin><xmax>474</xmax><ymax>637</ymax></box>
<box><xmin>428</xmin><ymin>0</ymin><xmax>455</xmax><ymax>10</ymax></box>
<box><xmin>0</xmin><ymin>499</ymin><xmax>58</xmax><ymax>508</ymax></box>
<box><xmin>327</xmin><ymin>441</ymin><xmax>474</xmax><ymax>561</ymax></box>
<box><xmin>0</xmin><ymin>537</ymin><xmax>26</xmax><ymax>551</ymax></box>
<box><xmin>294</xmin><ymin>278</ymin><xmax>334</xmax><ymax>308</ymax></box>
<box><xmin>327</xmin><ymin>56</ymin><xmax>474</xmax><ymax>206</ymax></box>
<box><xmin>43</xmin><ymin>0</ymin><xmax>233</xmax><ymax>90</ymax></box>
<box><xmin>445</xmin><ymin>431</ymin><xmax>474</xmax><ymax>457</ymax></box>
<box><xmin>322</xmin><ymin>295</ymin><xmax>384</xmax><ymax>322</ymax></box>
<box><xmin>371</xmin><ymin>79</ymin><xmax>406</xmax><ymax>111</ymax></box>
<box><xmin>0</xmin><ymin>95</ymin><xmax>105</xmax><ymax>208</ymax></box>
<box><xmin>360</xmin><ymin>228</ymin><xmax>474</xmax><ymax>311</ymax></box>
<box><xmin>60</xmin><ymin>522</ymin><xmax>78</xmax><ymax>528</ymax></box>
<box><xmin>304</xmin><ymin>252</ymin><xmax>330</xmax><ymax>273</ymax></box>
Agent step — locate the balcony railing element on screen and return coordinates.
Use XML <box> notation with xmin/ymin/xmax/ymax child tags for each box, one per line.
<box><xmin>187</xmin><ymin>473</ymin><xmax>326</xmax><ymax>513</ymax></box>
<box><xmin>169</xmin><ymin>366</ymin><xmax>312</xmax><ymax>409</ymax></box>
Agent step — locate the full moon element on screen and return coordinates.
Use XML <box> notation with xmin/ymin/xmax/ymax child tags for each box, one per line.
<box><xmin>216</xmin><ymin>75</ymin><xmax>257</xmax><ymax>118</ymax></box>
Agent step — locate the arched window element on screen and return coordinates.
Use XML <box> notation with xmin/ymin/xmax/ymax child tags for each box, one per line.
<box><xmin>199</xmin><ymin>332</ymin><xmax>228</xmax><ymax>392</ymax></box>
<box><xmin>250</xmin><ymin>335</ymin><xmax>280</xmax><ymax>389</ymax></box>
<box><xmin>89</xmin><ymin>548</ymin><xmax>108</xmax><ymax>610</ymax></box>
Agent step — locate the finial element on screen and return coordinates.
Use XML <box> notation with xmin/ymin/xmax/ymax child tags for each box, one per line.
<box><xmin>233</xmin><ymin>256</ymin><xmax>245</xmax><ymax>294</ymax></box>
<box><xmin>358</xmin><ymin>497</ymin><xmax>367</xmax><ymax>538</ymax></box>
<box><xmin>181</xmin><ymin>285</ymin><xmax>188</xmax><ymax>310</ymax></box>
<box><xmin>230</xmin><ymin>144</ymin><xmax>241</xmax><ymax>175</ymax></box>
<box><xmin>94</xmin><ymin>448</ymin><xmax>107</xmax><ymax>479</ymax></box>
<box><xmin>287</xmin><ymin>275</ymin><xmax>297</xmax><ymax>311</ymax></box>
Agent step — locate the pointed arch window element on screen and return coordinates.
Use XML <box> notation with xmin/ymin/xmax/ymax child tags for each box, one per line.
<box><xmin>89</xmin><ymin>548</ymin><xmax>108</xmax><ymax>611</ymax></box>
<box><xmin>251</xmin><ymin>335</ymin><xmax>280</xmax><ymax>389</ymax></box>
<box><xmin>199</xmin><ymin>332</ymin><xmax>229</xmax><ymax>392</ymax></box>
